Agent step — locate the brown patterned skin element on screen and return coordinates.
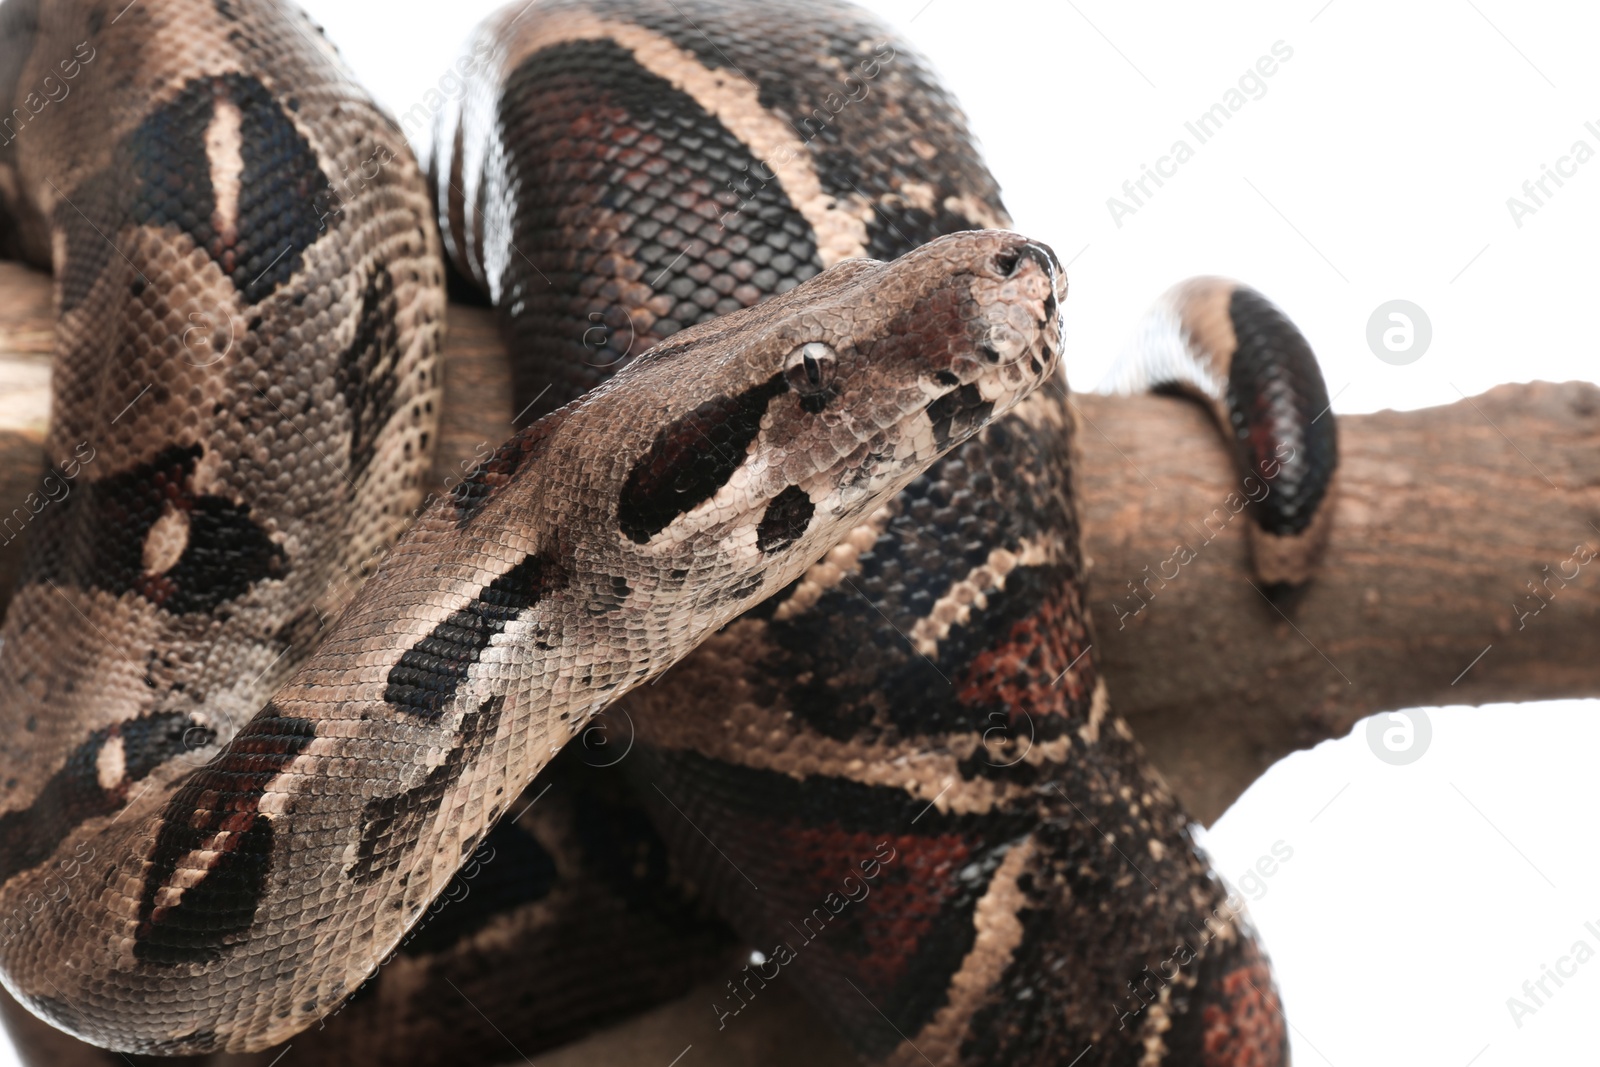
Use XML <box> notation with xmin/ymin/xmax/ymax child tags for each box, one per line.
<box><xmin>434</xmin><ymin>0</ymin><xmax>1008</xmax><ymax>424</ymax></box>
<box><xmin>205</xmin><ymin>745</ymin><xmax>740</xmax><ymax>1067</ymax></box>
<box><xmin>428</xmin><ymin>2</ymin><xmax>1302</xmax><ymax>1065</ymax></box>
<box><xmin>1106</xmin><ymin>277</ymin><xmax>1337</xmax><ymax>586</ymax></box>
<box><xmin>0</xmin><ymin>0</ymin><xmax>442</xmax><ymax>1051</ymax></box>
<box><xmin>0</xmin><ymin>0</ymin><xmax>1326</xmax><ymax>1063</ymax></box>
<box><xmin>1192</xmin><ymin>943</ymin><xmax>1289</xmax><ymax>1067</ymax></box>
<box><xmin>0</xmin><ymin>0</ymin><xmax>1060</xmax><ymax>1054</ymax></box>
<box><xmin>0</xmin><ymin>750</ymin><xmax>741</xmax><ymax>1067</ymax></box>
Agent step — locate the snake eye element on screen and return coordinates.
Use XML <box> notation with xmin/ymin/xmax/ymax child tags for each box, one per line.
<box><xmin>784</xmin><ymin>342</ymin><xmax>836</xmax><ymax>396</ymax></box>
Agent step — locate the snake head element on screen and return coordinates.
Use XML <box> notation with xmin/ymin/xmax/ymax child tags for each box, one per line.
<box><xmin>602</xmin><ymin>228</ymin><xmax>1061</xmax><ymax>534</ymax></box>
<box><xmin>564</xmin><ymin>228</ymin><xmax>1064</xmax><ymax>599</ymax></box>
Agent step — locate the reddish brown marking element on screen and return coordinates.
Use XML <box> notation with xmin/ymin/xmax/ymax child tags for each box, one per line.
<box><xmin>1200</xmin><ymin>957</ymin><xmax>1288</xmax><ymax>1067</ymax></box>
<box><xmin>791</xmin><ymin>828</ymin><xmax>971</xmax><ymax>991</ymax></box>
<box><xmin>486</xmin><ymin>38</ymin><xmax>824</xmax><ymax>421</ymax></box>
<box><xmin>727</xmin><ymin>814</ymin><xmax>994</xmax><ymax>1018</ymax></box>
<box><xmin>846</xmin><ymin>830</ymin><xmax>978</xmax><ymax>998</ymax></box>
<box><xmin>953</xmin><ymin>578</ymin><xmax>1091</xmax><ymax>727</ymax></box>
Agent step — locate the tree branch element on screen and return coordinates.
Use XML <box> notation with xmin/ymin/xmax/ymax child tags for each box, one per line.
<box><xmin>2</xmin><ymin>262</ymin><xmax>1597</xmax><ymax>823</ymax></box>
<box><xmin>1072</xmin><ymin>382</ymin><xmax>1600</xmax><ymax>821</ymax></box>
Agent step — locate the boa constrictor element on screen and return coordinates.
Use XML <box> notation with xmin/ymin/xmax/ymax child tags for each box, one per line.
<box><xmin>0</xmin><ymin>0</ymin><xmax>1337</xmax><ymax>1063</ymax></box>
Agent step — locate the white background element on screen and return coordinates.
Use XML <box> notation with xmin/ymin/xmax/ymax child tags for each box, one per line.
<box><xmin>9</xmin><ymin>1</ymin><xmax>1600</xmax><ymax>1064</ymax></box>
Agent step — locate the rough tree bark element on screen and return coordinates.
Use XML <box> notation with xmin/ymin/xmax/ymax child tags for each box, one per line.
<box><xmin>1075</xmin><ymin>376</ymin><xmax>1600</xmax><ymax>820</ymax></box>
<box><xmin>3</xmin><ymin>262</ymin><xmax>1598</xmax><ymax>826</ymax></box>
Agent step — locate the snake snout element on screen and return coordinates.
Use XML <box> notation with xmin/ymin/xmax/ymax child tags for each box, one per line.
<box><xmin>995</xmin><ymin>239</ymin><xmax>1061</xmax><ymax>281</ymax></box>
<box><xmin>955</xmin><ymin>233</ymin><xmax>1063</xmax><ymax>388</ymax></box>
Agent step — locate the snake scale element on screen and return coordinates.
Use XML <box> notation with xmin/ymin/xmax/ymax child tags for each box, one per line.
<box><xmin>0</xmin><ymin>0</ymin><xmax>1338</xmax><ymax>1064</ymax></box>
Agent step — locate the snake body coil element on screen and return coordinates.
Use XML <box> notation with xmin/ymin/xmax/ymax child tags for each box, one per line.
<box><xmin>0</xmin><ymin>1</ymin><xmax>1334</xmax><ymax>1064</ymax></box>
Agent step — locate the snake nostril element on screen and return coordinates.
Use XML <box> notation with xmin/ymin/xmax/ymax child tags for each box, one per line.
<box><xmin>993</xmin><ymin>248</ymin><xmax>1021</xmax><ymax>276</ymax></box>
<box><xmin>1023</xmin><ymin>241</ymin><xmax>1062</xmax><ymax>275</ymax></box>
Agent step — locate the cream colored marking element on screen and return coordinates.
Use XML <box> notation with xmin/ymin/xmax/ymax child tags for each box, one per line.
<box><xmin>1009</xmin><ymin>383</ymin><xmax>1070</xmax><ymax>433</ymax></box>
<box><xmin>1172</xmin><ymin>276</ymin><xmax>1238</xmax><ymax>378</ymax></box>
<box><xmin>1139</xmin><ymin>985</ymin><xmax>1174</xmax><ymax>1067</ymax></box>
<box><xmin>889</xmin><ymin>839</ymin><xmax>1035</xmax><ymax>1066</ymax></box>
<box><xmin>944</xmin><ymin>191</ymin><xmax>1009</xmax><ymax>231</ymax></box>
<box><xmin>638</xmin><ymin>685</ymin><xmax>1024</xmax><ymax>815</ymax></box>
<box><xmin>908</xmin><ymin>537</ymin><xmax>1053</xmax><ymax>657</ymax></box>
<box><xmin>205</xmin><ymin>95</ymin><xmax>244</xmax><ymax>247</ymax></box>
<box><xmin>142</xmin><ymin>505</ymin><xmax>191</xmax><ymax>575</ymax></box>
<box><xmin>150</xmin><ymin>825</ymin><xmax>249</xmax><ymax>911</ymax></box>
<box><xmin>1248</xmin><ymin>469</ymin><xmax>1338</xmax><ymax>585</ymax></box>
<box><xmin>1147</xmin><ymin>838</ymin><xmax>1166</xmax><ymax>862</ymax></box>
<box><xmin>492</xmin><ymin>9</ymin><xmax>872</xmax><ymax>264</ymax></box>
<box><xmin>634</xmin><ymin>623</ymin><xmax>1078</xmax><ymax>809</ymax></box>
<box><xmin>1209</xmin><ymin>899</ymin><xmax>1243</xmax><ymax>944</ymax></box>
<box><xmin>95</xmin><ymin>735</ymin><xmax>125</xmax><ymax>791</ymax></box>
<box><xmin>891</xmin><ymin>180</ymin><xmax>937</xmax><ymax>213</ymax></box>
<box><xmin>1078</xmin><ymin>677</ymin><xmax>1111</xmax><ymax>744</ymax></box>
<box><xmin>189</xmin><ymin>440</ymin><xmax>238</xmax><ymax>505</ymax></box>
<box><xmin>773</xmin><ymin>505</ymin><xmax>893</xmax><ymax>620</ymax></box>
